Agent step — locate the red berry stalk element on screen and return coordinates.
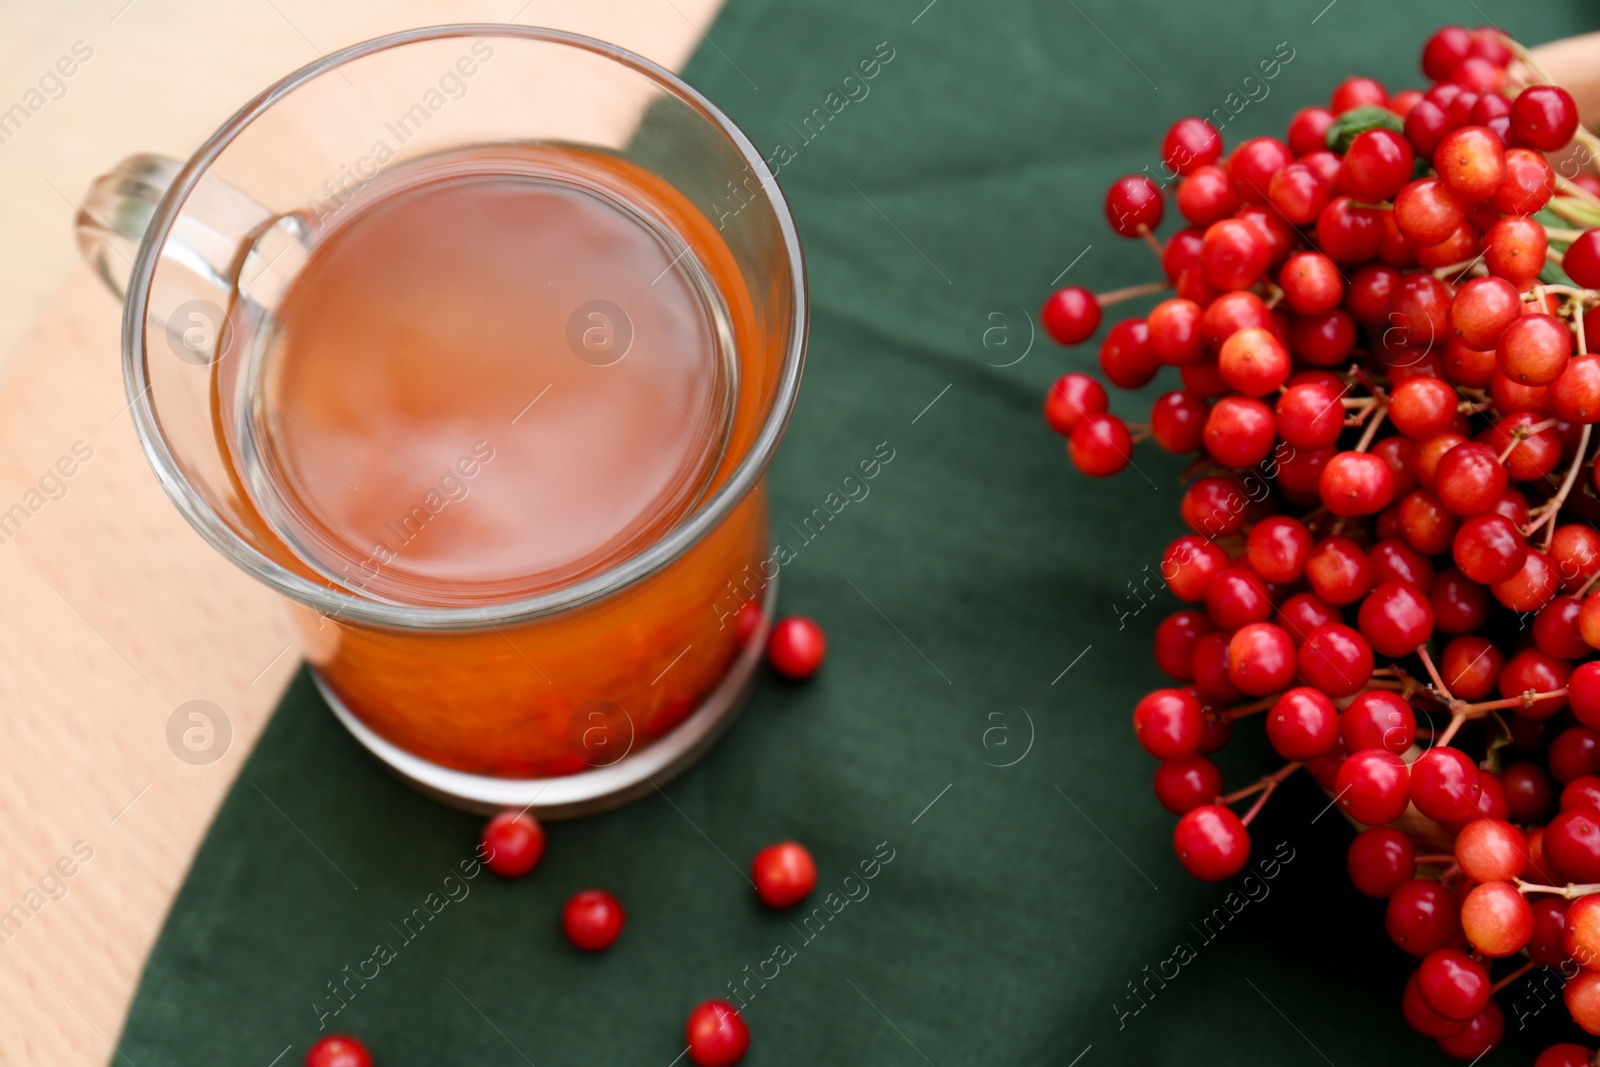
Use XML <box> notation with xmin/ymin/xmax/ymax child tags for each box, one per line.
<box><xmin>1043</xmin><ymin>22</ymin><xmax>1600</xmax><ymax>1061</ymax></box>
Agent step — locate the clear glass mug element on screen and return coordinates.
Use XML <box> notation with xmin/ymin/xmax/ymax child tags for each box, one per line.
<box><xmin>74</xmin><ymin>25</ymin><xmax>806</xmax><ymax>815</ymax></box>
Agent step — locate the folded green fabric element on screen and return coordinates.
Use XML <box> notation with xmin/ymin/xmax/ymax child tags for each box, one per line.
<box><xmin>119</xmin><ymin>0</ymin><xmax>1599</xmax><ymax>1063</ymax></box>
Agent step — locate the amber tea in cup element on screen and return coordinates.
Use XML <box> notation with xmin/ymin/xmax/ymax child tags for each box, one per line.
<box><xmin>77</xmin><ymin>26</ymin><xmax>806</xmax><ymax>814</ymax></box>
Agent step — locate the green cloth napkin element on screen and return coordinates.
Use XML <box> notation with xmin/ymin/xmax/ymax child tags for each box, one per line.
<box><xmin>118</xmin><ymin>0</ymin><xmax>1600</xmax><ymax>1063</ymax></box>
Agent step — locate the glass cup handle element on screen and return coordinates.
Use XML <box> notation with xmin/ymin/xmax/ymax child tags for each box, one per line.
<box><xmin>74</xmin><ymin>152</ymin><xmax>300</xmax><ymax>305</ymax></box>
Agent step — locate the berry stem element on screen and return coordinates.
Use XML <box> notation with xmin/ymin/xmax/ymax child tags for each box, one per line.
<box><xmin>1352</xmin><ymin>403</ymin><xmax>1388</xmax><ymax>452</ymax></box>
<box><xmin>1554</xmin><ymin>173</ymin><xmax>1600</xmax><ymax>213</ymax></box>
<box><xmin>1137</xmin><ymin>225</ymin><xmax>1164</xmax><ymax>261</ymax></box>
<box><xmin>1573</xmin><ymin>129</ymin><xmax>1600</xmax><ymax>179</ymax></box>
<box><xmin>1434</xmin><ymin>712</ymin><xmax>1467</xmax><ymax>749</ymax></box>
<box><xmin>1494</xmin><ymin>418</ymin><xmax>1556</xmax><ymax>465</ymax></box>
<box><xmin>1416</xmin><ymin>644</ymin><xmax>1456</xmax><ymax>705</ymax></box>
<box><xmin>1522</xmin><ymin>283</ymin><xmax>1598</xmax><ymax>306</ymax></box>
<box><xmin>1220</xmin><ymin>692</ymin><xmax>1282</xmax><ymax>721</ymax></box>
<box><xmin>1097</xmin><ymin>281</ymin><xmax>1169</xmax><ymax>306</ymax></box>
<box><xmin>1489</xmin><ymin>959</ymin><xmax>1537</xmax><ymax>994</ymax></box>
<box><xmin>1217</xmin><ymin>782</ymin><xmax>1265</xmax><ymax>805</ymax></box>
<box><xmin>1431</xmin><ymin>256</ymin><xmax>1487</xmax><ymax>280</ymax></box>
<box><xmin>1455</xmin><ymin>688</ymin><xmax>1570</xmax><ymax>717</ymax></box>
<box><xmin>1581</xmin><ymin>565</ymin><xmax>1600</xmax><ymax>598</ymax></box>
<box><xmin>1344</xmin><ymin>395</ymin><xmax>1385</xmax><ymax>428</ymax></box>
<box><xmin>1548</xmin><ymin>195</ymin><xmax>1600</xmax><ymax>231</ymax></box>
<box><xmin>1525</xmin><ymin>422</ymin><xmax>1592</xmax><ymax>548</ymax></box>
<box><xmin>1515</xmin><ymin>877</ymin><xmax>1600</xmax><ymax>900</ymax></box>
<box><xmin>1223</xmin><ymin>762</ymin><xmax>1302</xmax><ymax>826</ymax></box>
<box><xmin>1413</xmin><ymin>854</ymin><xmax>1456</xmax><ymax>864</ymax></box>
<box><xmin>1301</xmin><ymin>504</ymin><xmax>1333</xmax><ymax>538</ymax></box>
<box><xmin>1239</xmin><ymin>783</ymin><xmax>1276</xmax><ymax>827</ymax></box>
<box><xmin>1218</xmin><ymin>761</ymin><xmax>1301</xmax><ymax>804</ymax></box>
<box><xmin>1389</xmin><ymin>664</ymin><xmax>1424</xmax><ymax>698</ymax></box>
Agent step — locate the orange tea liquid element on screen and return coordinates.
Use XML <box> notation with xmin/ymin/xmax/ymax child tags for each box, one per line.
<box><xmin>227</xmin><ymin>146</ymin><xmax>772</xmax><ymax>777</ymax></box>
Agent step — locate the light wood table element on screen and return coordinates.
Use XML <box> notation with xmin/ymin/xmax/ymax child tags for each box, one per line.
<box><xmin>0</xmin><ymin>3</ymin><xmax>724</xmax><ymax>1064</ymax></box>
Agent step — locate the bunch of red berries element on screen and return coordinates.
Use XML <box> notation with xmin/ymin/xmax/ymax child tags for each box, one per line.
<box><xmin>1045</xmin><ymin>23</ymin><xmax>1600</xmax><ymax>1062</ymax></box>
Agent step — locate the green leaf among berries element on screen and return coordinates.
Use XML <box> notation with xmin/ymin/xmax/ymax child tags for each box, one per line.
<box><xmin>1324</xmin><ymin>104</ymin><xmax>1404</xmax><ymax>154</ymax></box>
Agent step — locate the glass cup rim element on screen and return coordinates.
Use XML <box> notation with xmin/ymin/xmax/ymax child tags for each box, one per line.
<box><xmin>123</xmin><ymin>23</ymin><xmax>807</xmax><ymax>632</ymax></box>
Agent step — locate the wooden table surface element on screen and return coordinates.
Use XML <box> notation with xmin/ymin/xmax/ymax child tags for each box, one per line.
<box><xmin>4</xmin><ymin>10</ymin><xmax>1600</xmax><ymax>1066</ymax></box>
<box><xmin>0</xmin><ymin>3</ymin><xmax>724</xmax><ymax>1063</ymax></box>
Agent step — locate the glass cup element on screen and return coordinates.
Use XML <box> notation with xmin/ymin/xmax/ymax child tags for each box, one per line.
<box><xmin>74</xmin><ymin>25</ymin><xmax>806</xmax><ymax>815</ymax></box>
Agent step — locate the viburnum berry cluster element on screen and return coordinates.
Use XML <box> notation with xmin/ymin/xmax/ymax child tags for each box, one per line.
<box><xmin>1045</xmin><ymin>24</ymin><xmax>1600</xmax><ymax>1062</ymax></box>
